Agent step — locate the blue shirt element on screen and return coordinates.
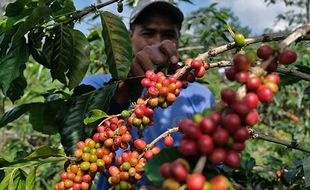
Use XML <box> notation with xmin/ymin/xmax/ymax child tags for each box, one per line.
<box><xmin>80</xmin><ymin>74</ymin><xmax>215</xmax><ymax>189</ymax></box>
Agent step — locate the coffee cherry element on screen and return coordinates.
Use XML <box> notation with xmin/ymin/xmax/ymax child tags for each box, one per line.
<box><xmin>164</xmin><ymin>135</ymin><xmax>174</xmax><ymax>146</ymax></box>
<box><xmin>234</xmin><ymin>33</ymin><xmax>245</xmax><ymax>46</ymax></box>
<box><xmin>257</xmin><ymin>86</ymin><xmax>273</xmax><ymax>102</ymax></box>
<box><xmin>246</xmin><ymin>76</ymin><xmax>262</xmax><ymax>91</ymax></box>
<box><xmin>257</xmin><ymin>45</ymin><xmax>274</xmax><ymax>60</ymax></box>
<box><xmin>171</xmin><ymin>161</ymin><xmax>188</xmax><ymax>181</ymax></box>
<box><xmin>163</xmin><ymin>178</ymin><xmax>180</xmax><ymax>190</ymax></box>
<box><xmin>191</xmin><ymin>59</ymin><xmax>202</xmax><ymax>69</ymax></box>
<box><xmin>199</xmin><ymin>117</ymin><xmax>216</xmax><ymax>134</ymax></box>
<box><xmin>233</xmin><ymin>54</ymin><xmax>250</xmax><ymax>72</ymax></box>
<box><xmin>222</xmin><ymin>114</ymin><xmax>241</xmax><ymax>134</ymax></box>
<box><xmin>265</xmin><ymin>73</ymin><xmax>280</xmax><ymax>85</ymax></box>
<box><xmin>233</xmin><ymin>127</ymin><xmax>250</xmax><ymax>142</ymax></box>
<box><xmin>225</xmin><ymin>150</ymin><xmax>241</xmax><ymax>168</ymax></box>
<box><xmin>186</xmin><ymin>173</ymin><xmax>206</xmax><ymax>190</ymax></box>
<box><xmin>243</xmin><ymin>93</ymin><xmax>259</xmax><ymax>110</ymax></box>
<box><xmin>133</xmin><ymin>139</ymin><xmax>146</xmax><ymax>150</ymax></box>
<box><xmin>245</xmin><ymin>110</ymin><xmax>260</xmax><ymax>126</ymax></box>
<box><xmin>197</xmin><ymin>135</ymin><xmax>214</xmax><ymax>155</ymax></box>
<box><xmin>278</xmin><ymin>50</ymin><xmax>297</xmax><ymax>65</ymax></box>
<box><xmin>160</xmin><ymin>163</ymin><xmax>172</xmax><ymax>178</ymax></box>
<box><xmin>264</xmin><ymin>81</ymin><xmax>278</xmax><ymax>93</ymax></box>
<box><xmin>266</xmin><ymin>61</ymin><xmax>278</xmax><ymax>72</ymax></box>
<box><xmin>232</xmin><ymin>101</ymin><xmax>250</xmax><ymax>117</ymax></box>
<box><xmin>235</xmin><ymin>71</ymin><xmax>249</xmax><ymax>84</ymax></box>
<box><xmin>210</xmin><ymin>148</ymin><xmax>226</xmax><ymax>164</ymax></box>
<box><xmin>221</xmin><ymin>88</ymin><xmax>237</xmax><ymax>105</ymax></box>
<box><xmin>80</xmin><ymin>162</ymin><xmax>90</xmax><ymax>171</ymax></box>
<box><xmin>210</xmin><ymin>175</ymin><xmax>229</xmax><ymax>190</ymax></box>
<box><xmin>232</xmin><ymin>143</ymin><xmax>246</xmax><ymax>152</ymax></box>
<box><xmin>225</xmin><ymin>67</ymin><xmax>236</xmax><ymax>81</ymax></box>
<box><xmin>212</xmin><ymin>128</ymin><xmax>229</xmax><ymax>146</ymax></box>
<box><xmin>179</xmin><ymin>138</ymin><xmax>197</xmax><ymax>156</ymax></box>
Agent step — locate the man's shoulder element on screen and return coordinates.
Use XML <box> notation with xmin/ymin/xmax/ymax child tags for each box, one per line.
<box><xmin>80</xmin><ymin>73</ymin><xmax>112</xmax><ymax>89</ymax></box>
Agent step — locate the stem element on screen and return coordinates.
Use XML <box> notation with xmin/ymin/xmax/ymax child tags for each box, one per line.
<box><xmin>249</xmin><ymin>129</ymin><xmax>310</xmax><ymax>153</ymax></box>
<box><xmin>209</xmin><ymin>61</ymin><xmax>232</xmax><ymax>68</ymax></box>
<box><xmin>276</xmin><ymin>67</ymin><xmax>310</xmax><ymax>81</ymax></box>
<box><xmin>196</xmin><ymin>33</ymin><xmax>310</xmax><ymax>62</ymax></box>
<box><xmin>64</xmin><ymin>0</ymin><xmax>119</xmax><ymax>24</ymax></box>
<box><xmin>193</xmin><ymin>155</ymin><xmax>207</xmax><ymax>173</ymax></box>
<box><xmin>178</xmin><ymin>46</ymin><xmax>204</xmax><ymax>52</ymax></box>
<box><xmin>146</xmin><ymin>127</ymin><xmax>179</xmax><ymax>149</ymax></box>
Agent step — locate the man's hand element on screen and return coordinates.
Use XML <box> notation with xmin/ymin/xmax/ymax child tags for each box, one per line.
<box><xmin>113</xmin><ymin>40</ymin><xmax>179</xmax><ymax>104</ymax></box>
<box><xmin>128</xmin><ymin>40</ymin><xmax>179</xmax><ymax>78</ymax></box>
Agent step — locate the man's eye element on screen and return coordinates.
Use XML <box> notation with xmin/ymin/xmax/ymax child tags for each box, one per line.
<box><xmin>164</xmin><ymin>33</ymin><xmax>176</xmax><ymax>38</ymax></box>
<box><xmin>142</xmin><ymin>32</ymin><xmax>154</xmax><ymax>36</ymax></box>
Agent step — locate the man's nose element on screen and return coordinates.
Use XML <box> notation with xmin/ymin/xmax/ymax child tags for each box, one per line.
<box><xmin>149</xmin><ymin>34</ymin><xmax>162</xmax><ymax>45</ymax></box>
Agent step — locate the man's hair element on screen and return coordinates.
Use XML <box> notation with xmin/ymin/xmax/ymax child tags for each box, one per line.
<box><xmin>129</xmin><ymin>8</ymin><xmax>182</xmax><ymax>31</ymax></box>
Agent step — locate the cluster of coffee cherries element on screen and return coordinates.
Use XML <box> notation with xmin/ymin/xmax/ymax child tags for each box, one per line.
<box><xmin>159</xmin><ymin>159</ymin><xmax>230</xmax><ymax>190</ymax></box>
<box><xmin>256</xmin><ymin>45</ymin><xmax>297</xmax><ymax>71</ymax></box>
<box><xmin>54</xmin><ymin>116</ymin><xmax>133</xmax><ymax>190</ymax></box>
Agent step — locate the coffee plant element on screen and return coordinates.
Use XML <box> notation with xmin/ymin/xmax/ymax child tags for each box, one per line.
<box><xmin>0</xmin><ymin>0</ymin><xmax>310</xmax><ymax>190</ymax></box>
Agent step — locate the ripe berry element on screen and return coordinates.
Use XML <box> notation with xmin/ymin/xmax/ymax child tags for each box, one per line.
<box><xmin>257</xmin><ymin>45</ymin><xmax>274</xmax><ymax>60</ymax></box>
<box><xmin>194</xmin><ymin>66</ymin><xmax>206</xmax><ymax>78</ymax></box>
<box><xmin>212</xmin><ymin>128</ymin><xmax>229</xmax><ymax>146</ymax></box>
<box><xmin>199</xmin><ymin>117</ymin><xmax>216</xmax><ymax>134</ymax></box>
<box><xmin>134</xmin><ymin>139</ymin><xmax>146</xmax><ymax>150</ymax></box>
<box><xmin>210</xmin><ymin>175</ymin><xmax>230</xmax><ymax>190</ymax></box>
<box><xmin>243</xmin><ymin>93</ymin><xmax>259</xmax><ymax>110</ymax></box>
<box><xmin>232</xmin><ymin>101</ymin><xmax>250</xmax><ymax>117</ymax></box>
<box><xmin>278</xmin><ymin>50</ymin><xmax>297</xmax><ymax>65</ymax></box>
<box><xmin>233</xmin><ymin>127</ymin><xmax>250</xmax><ymax>142</ymax></box>
<box><xmin>197</xmin><ymin>135</ymin><xmax>214</xmax><ymax>155</ymax></box>
<box><xmin>225</xmin><ymin>150</ymin><xmax>241</xmax><ymax>168</ymax></box>
<box><xmin>233</xmin><ymin>54</ymin><xmax>250</xmax><ymax>72</ymax></box>
<box><xmin>164</xmin><ymin>135</ymin><xmax>174</xmax><ymax>146</ymax></box>
<box><xmin>246</xmin><ymin>76</ymin><xmax>262</xmax><ymax>91</ymax></box>
<box><xmin>265</xmin><ymin>73</ymin><xmax>280</xmax><ymax>85</ymax></box>
<box><xmin>160</xmin><ymin>163</ymin><xmax>172</xmax><ymax>178</ymax></box>
<box><xmin>225</xmin><ymin>67</ymin><xmax>236</xmax><ymax>81</ymax></box>
<box><xmin>179</xmin><ymin>138</ymin><xmax>198</xmax><ymax>156</ymax></box>
<box><xmin>186</xmin><ymin>173</ymin><xmax>206</xmax><ymax>190</ymax></box>
<box><xmin>221</xmin><ymin>88</ymin><xmax>237</xmax><ymax>105</ymax></box>
<box><xmin>210</xmin><ymin>148</ymin><xmax>226</xmax><ymax>164</ymax></box>
<box><xmin>171</xmin><ymin>161</ymin><xmax>188</xmax><ymax>181</ymax></box>
<box><xmin>222</xmin><ymin>114</ymin><xmax>241</xmax><ymax>134</ymax></box>
<box><xmin>246</xmin><ymin>110</ymin><xmax>260</xmax><ymax>126</ymax></box>
<box><xmin>235</xmin><ymin>71</ymin><xmax>249</xmax><ymax>84</ymax></box>
<box><xmin>191</xmin><ymin>59</ymin><xmax>202</xmax><ymax>69</ymax></box>
<box><xmin>257</xmin><ymin>86</ymin><xmax>273</xmax><ymax>102</ymax></box>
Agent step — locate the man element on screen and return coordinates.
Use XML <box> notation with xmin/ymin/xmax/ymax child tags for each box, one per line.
<box><xmin>81</xmin><ymin>0</ymin><xmax>215</xmax><ymax>189</ymax></box>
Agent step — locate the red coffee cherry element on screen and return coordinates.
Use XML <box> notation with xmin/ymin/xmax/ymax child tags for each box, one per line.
<box><xmin>225</xmin><ymin>150</ymin><xmax>241</xmax><ymax>168</ymax></box>
<box><xmin>278</xmin><ymin>50</ymin><xmax>297</xmax><ymax>65</ymax></box>
<box><xmin>257</xmin><ymin>86</ymin><xmax>274</xmax><ymax>102</ymax></box>
<box><xmin>186</xmin><ymin>173</ymin><xmax>206</xmax><ymax>190</ymax></box>
<box><xmin>257</xmin><ymin>45</ymin><xmax>274</xmax><ymax>60</ymax></box>
<box><xmin>233</xmin><ymin>54</ymin><xmax>250</xmax><ymax>71</ymax></box>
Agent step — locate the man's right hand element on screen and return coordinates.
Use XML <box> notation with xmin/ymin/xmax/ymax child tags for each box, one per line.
<box><xmin>128</xmin><ymin>40</ymin><xmax>179</xmax><ymax>78</ymax></box>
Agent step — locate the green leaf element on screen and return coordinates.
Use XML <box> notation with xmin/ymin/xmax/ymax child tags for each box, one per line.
<box><xmin>67</xmin><ymin>29</ymin><xmax>89</xmax><ymax>89</ymax></box>
<box><xmin>5</xmin><ymin>1</ymin><xmax>24</xmax><ymax>17</ymax></box>
<box><xmin>100</xmin><ymin>11</ymin><xmax>133</xmax><ymax>81</ymax></box>
<box><xmin>303</xmin><ymin>157</ymin><xmax>310</xmax><ymax>187</ymax></box>
<box><xmin>0</xmin><ymin>37</ymin><xmax>29</xmax><ymax>94</ymax></box>
<box><xmin>305</xmin><ymin>86</ymin><xmax>310</xmax><ymax>95</ymax></box>
<box><xmin>6</xmin><ymin>64</ymin><xmax>27</xmax><ymax>102</ymax></box>
<box><xmin>12</xmin><ymin>5</ymin><xmax>51</xmax><ymax>45</ymax></box>
<box><xmin>60</xmin><ymin>82</ymin><xmax>118</xmax><ymax>154</ymax></box>
<box><xmin>28</xmin><ymin>101</ymin><xmax>64</xmax><ymax>134</ymax></box>
<box><xmin>43</xmin><ymin>26</ymin><xmax>89</xmax><ymax>88</ymax></box>
<box><xmin>145</xmin><ymin>147</ymin><xmax>183</xmax><ymax>186</ymax></box>
<box><xmin>23</xmin><ymin>146</ymin><xmax>65</xmax><ymax>162</ymax></box>
<box><xmin>296</xmin><ymin>65</ymin><xmax>310</xmax><ymax>74</ymax></box>
<box><xmin>25</xmin><ymin>168</ymin><xmax>35</xmax><ymax>190</ymax></box>
<box><xmin>83</xmin><ymin>109</ymin><xmax>109</xmax><ymax>125</ymax></box>
<box><xmin>0</xmin><ymin>103</ymin><xmax>31</xmax><ymax>128</ymax></box>
<box><xmin>0</xmin><ymin>169</ymin><xmax>26</xmax><ymax>190</ymax></box>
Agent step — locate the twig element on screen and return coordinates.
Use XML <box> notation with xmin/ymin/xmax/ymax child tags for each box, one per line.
<box><xmin>146</xmin><ymin>127</ymin><xmax>179</xmax><ymax>149</ymax></box>
<box><xmin>178</xmin><ymin>46</ymin><xmax>205</xmax><ymax>52</ymax></box>
<box><xmin>209</xmin><ymin>61</ymin><xmax>232</xmax><ymax>68</ymax></box>
<box><xmin>64</xmin><ymin>0</ymin><xmax>119</xmax><ymax>24</ymax></box>
<box><xmin>249</xmin><ymin>129</ymin><xmax>310</xmax><ymax>153</ymax></box>
<box><xmin>196</xmin><ymin>33</ymin><xmax>310</xmax><ymax>62</ymax></box>
<box><xmin>193</xmin><ymin>155</ymin><xmax>207</xmax><ymax>173</ymax></box>
<box><xmin>276</xmin><ymin>67</ymin><xmax>310</xmax><ymax>81</ymax></box>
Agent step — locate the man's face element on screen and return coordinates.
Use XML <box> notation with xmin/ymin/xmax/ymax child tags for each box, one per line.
<box><xmin>130</xmin><ymin>13</ymin><xmax>180</xmax><ymax>53</ymax></box>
